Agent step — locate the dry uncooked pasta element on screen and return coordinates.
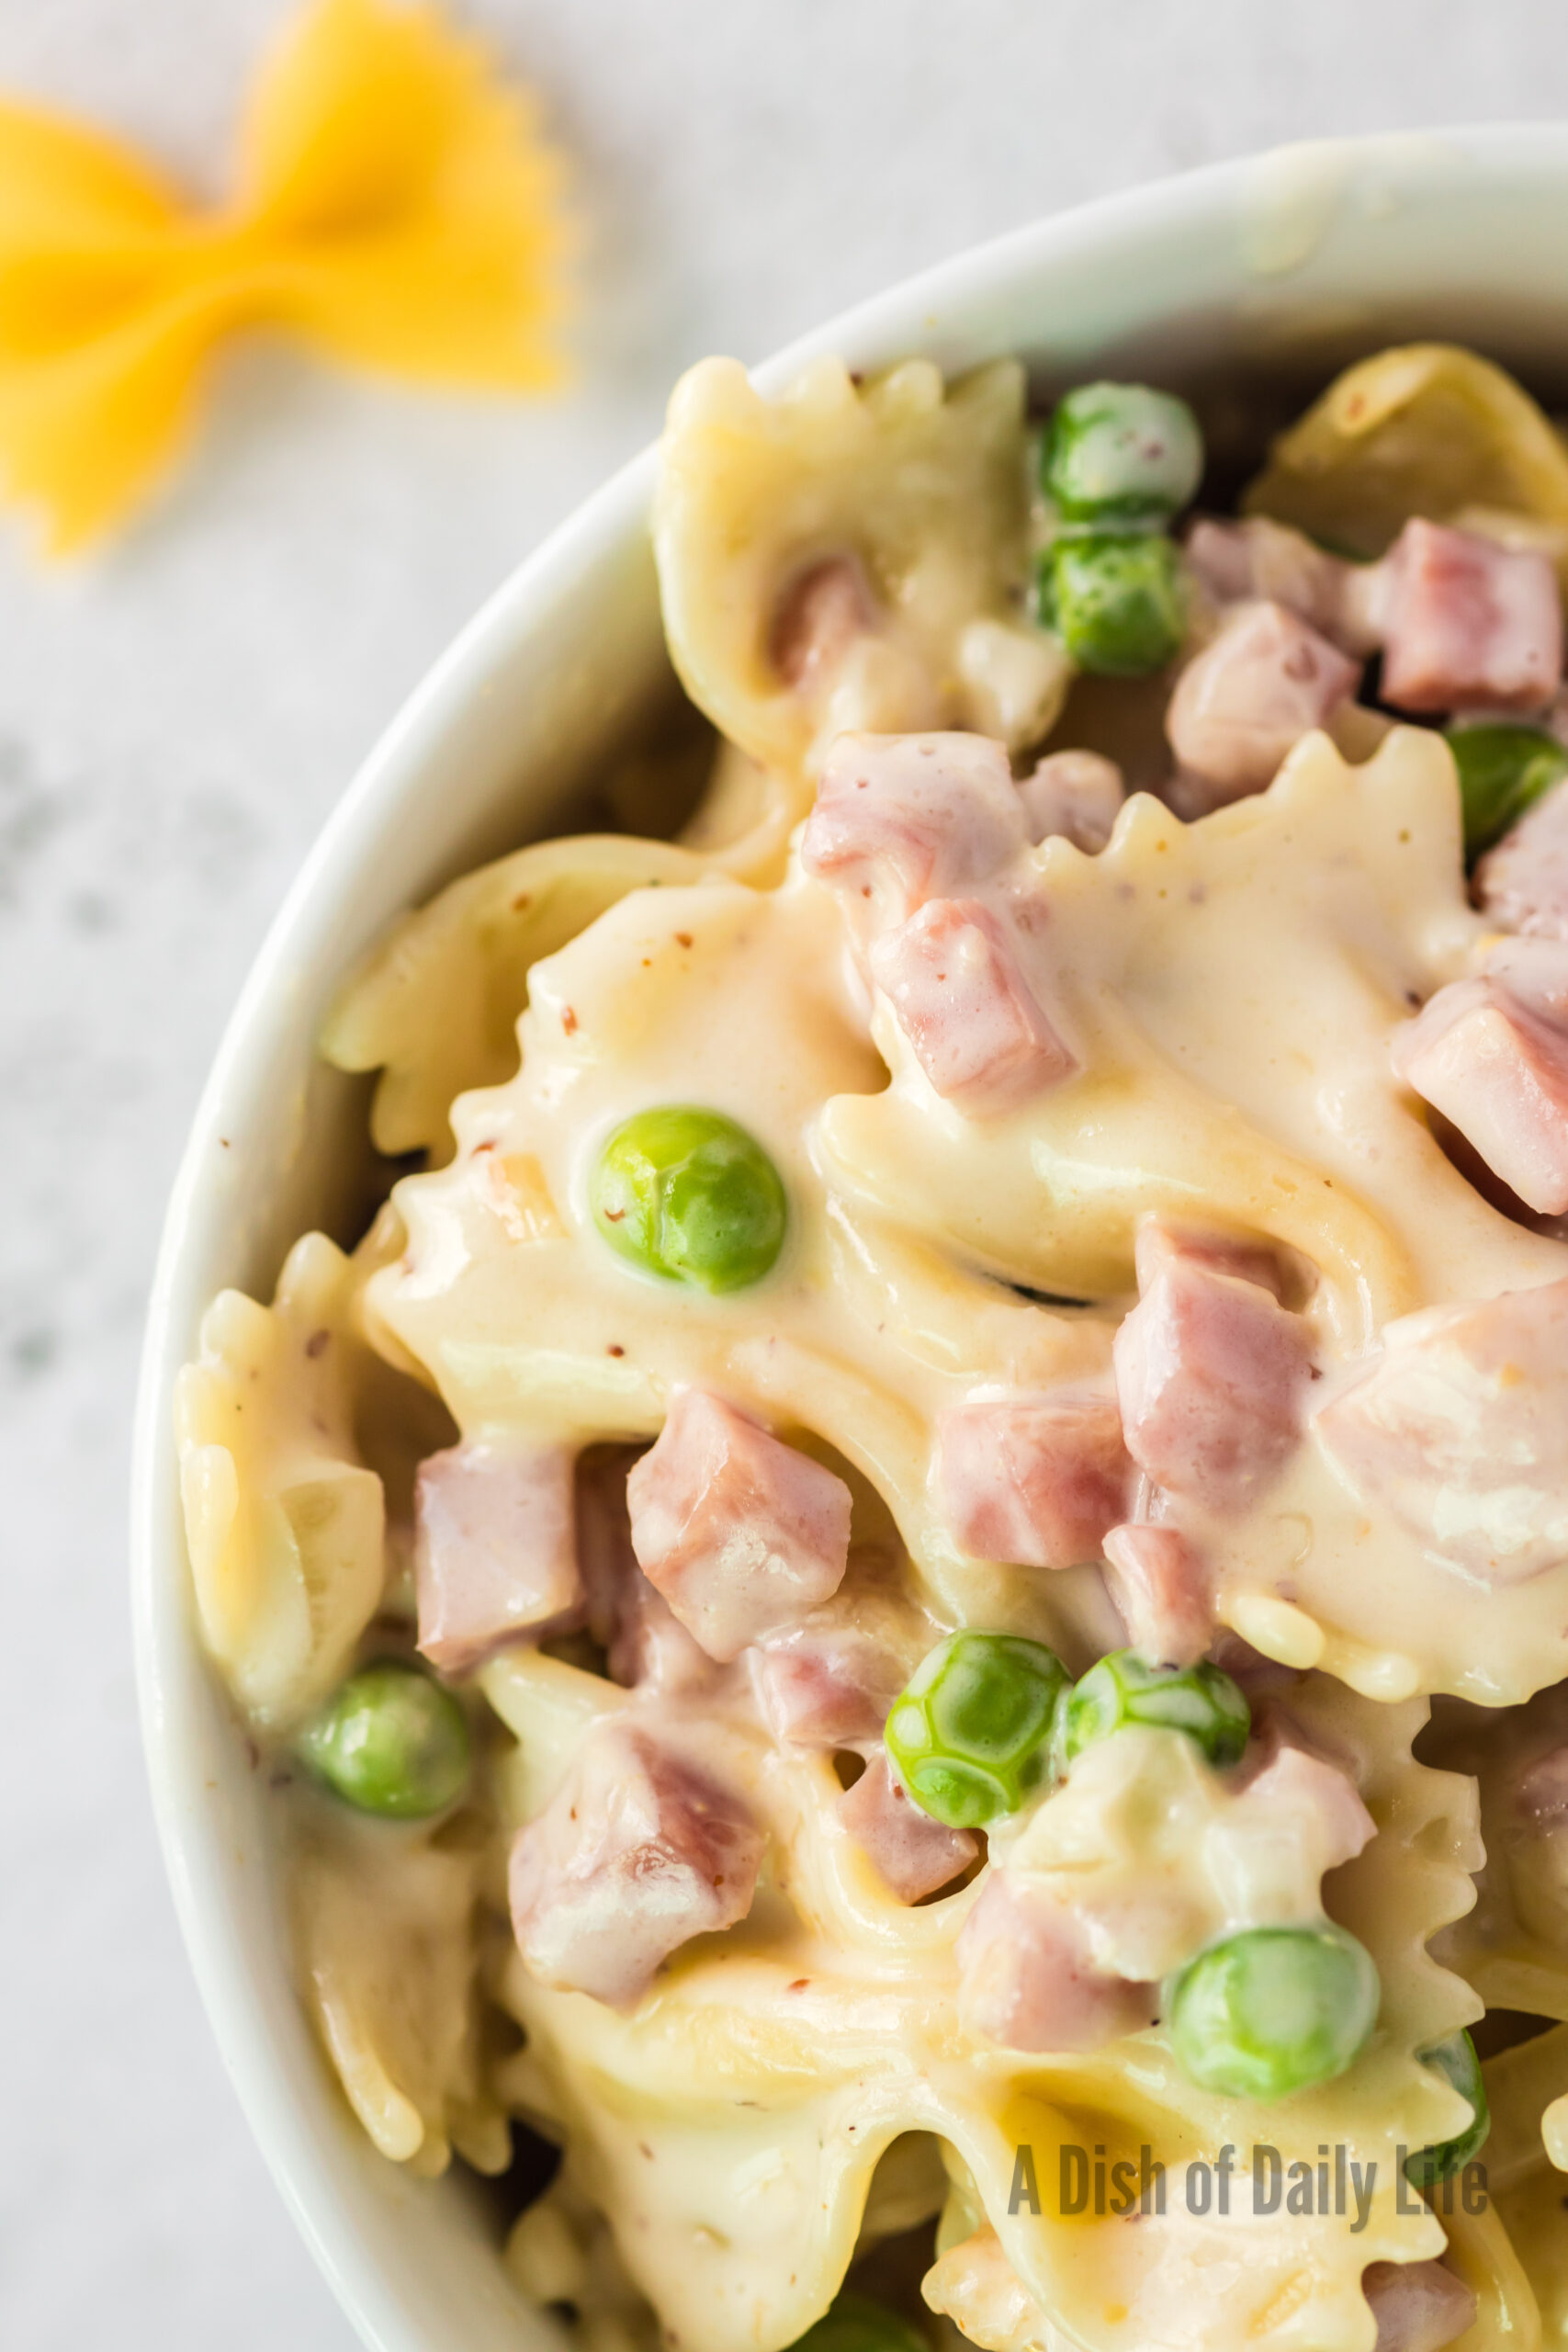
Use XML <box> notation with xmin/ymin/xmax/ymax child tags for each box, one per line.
<box><xmin>0</xmin><ymin>0</ymin><xmax>571</xmax><ymax>550</ymax></box>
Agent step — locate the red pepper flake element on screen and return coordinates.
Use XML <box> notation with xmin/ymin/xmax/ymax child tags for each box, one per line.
<box><xmin>607</xmin><ymin>1343</ymin><xmax>625</xmax><ymax>1357</ymax></box>
<box><xmin>561</xmin><ymin>1006</ymin><xmax>578</xmax><ymax>1035</ymax></box>
<box><xmin>786</xmin><ymin>1977</ymin><xmax>809</xmax><ymax>1993</ymax></box>
<box><xmin>603</xmin><ymin>1206</ymin><xmax>626</xmax><ymax>1222</ymax></box>
<box><xmin>304</xmin><ymin>1328</ymin><xmax>330</xmax><ymax>1359</ymax></box>
<box><xmin>675</xmin><ymin>931</ymin><xmax>694</xmax><ymax>948</ymax></box>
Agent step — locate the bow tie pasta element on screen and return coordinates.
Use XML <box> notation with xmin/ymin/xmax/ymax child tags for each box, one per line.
<box><xmin>176</xmin><ymin>338</ymin><xmax>1568</xmax><ymax>2351</ymax></box>
<box><xmin>654</xmin><ymin>356</ymin><xmax>1074</xmax><ymax>787</ymax></box>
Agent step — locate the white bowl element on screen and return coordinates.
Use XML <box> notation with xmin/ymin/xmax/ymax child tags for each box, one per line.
<box><xmin>133</xmin><ymin>126</ymin><xmax>1568</xmax><ymax>2352</ymax></box>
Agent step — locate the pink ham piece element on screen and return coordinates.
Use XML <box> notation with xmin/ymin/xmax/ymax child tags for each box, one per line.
<box><xmin>1019</xmin><ymin>749</ymin><xmax>1125</xmax><ymax>853</ymax></box>
<box><xmin>838</xmin><ymin>1749</ymin><xmax>977</xmax><ymax>1902</ymax></box>
<box><xmin>626</xmin><ymin>1389</ymin><xmax>852</xmax><ymax>1662</ymax></box>
<box><xmin>574</xmin><ymin>1449</ymin><xmax>716</xmax><ymax>1694</ymax></box>
<box><xmin>1241</xmin><ymin>1741</ymin><xmax>1377</xmax><ymax>1871</ymax></box>
<box><xmin>1134</xmin><ymin>1215</ymin><xmax>1292</xmax><ymax>1302</ymax></box>
<box><xmin>1379</xmin><ymin>519</ymin><xmax>1562</xmax><ymax>714</ymax></box>
<box><xmin>801</xmin><ymin>730</ymin><xmax>1027</xmax><ymax>929</ymax></box>
<box><xmin>1484</xmin><ymin>933</ymin><xmax>1568</xmax><ymax>1023</ymax></box>
<box><xmin>769</xmin><ymin>555</ymin><xmax>874</xmax><ymax>689</ymax></box>
<box><xmin>414</xmin><ymin>1441</ymin><xmax>581</xmax><ymax>1674</ymax></box>
<box><xmin>508</xmin><ymin>1723</ymin><xmax>763</xmax><ymax>2006</ymax></box>
<box><xmin>609</xmin><ymin>1569</ymin><xmax>717</xmax><ymax>1694</ymax></box>
<box><xmin>1184</xmin><ymin>516</ymin><xmax>1382</xmax><ymax>655</ymax></box>
<box><xmin>1113</xmin><ymin>1233</ymin><xmax>1314</xmax><ymax>1510</ymax></box>
<box><xmin>958</xmin><ymin>1872</ymin><xmax>1156</xmax><ymax>2052</ymax></box>
<box><xmin>936</xmin><ymin>1390</ymin><xmax>1130</xmax><ymax>1567</ymax></box>
<box><xmin>1316</xmin><ymin>1276</ymin><xmax>1568</xmax><ymax>1582</ymax></box>
<box><xmin>1394</xmin><ymin>971</ymin><xmax>1568</xmax><ymax>1214</ymax></box>
<box><xmin>1362</xmin><ymin>2261</ymin><xmax>1478</xmax><ymax>2352</ymax></box>
<box><xmin>1475</xmin><ymin>774</ymin><xmax>1568</xmax><ymax>939</ymax></box>
<box><xmin>1100</xmin><ymin>1522</ymin><xmax>1212</xmax><ymax>1668</ymax></box>
<box><xmin>869</xmin><ymin>897</ymin><xmax>1074</xmax><ymax>1115</ymax></box>
<box><xmin>750</xmin><ymin>1629</ymin><xmax>898</xmax><ymax>1747</ymax></box>
<box><xmin>1167</xmin><ymin>599</ymin><xmax>1360</xmax><ymax>815</ymax></box>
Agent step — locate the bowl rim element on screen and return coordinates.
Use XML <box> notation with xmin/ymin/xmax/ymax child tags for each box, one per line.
<box><xmin>130</xmin><ymin>120</ymin><xmax>1568</xmax><ymax>2351</ymax></box>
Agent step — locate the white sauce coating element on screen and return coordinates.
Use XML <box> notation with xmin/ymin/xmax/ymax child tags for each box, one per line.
<box><xmin>173</xmin><ymin>346</ymin><xmax>1568</xmax><ymax>2352</ymax></box>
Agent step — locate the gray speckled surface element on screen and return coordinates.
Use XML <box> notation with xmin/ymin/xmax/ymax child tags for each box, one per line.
<box><xmin>1</xmin><ymin>5</ymin><xmax>1563</xmax><ymax>2345</ymax></box>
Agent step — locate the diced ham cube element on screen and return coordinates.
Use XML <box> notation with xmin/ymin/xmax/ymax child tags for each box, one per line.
<box><xmin>1515</xmin><ymin>1743</ymin><xmax>1568</xmax><ymax>1825</ymax></box>
<box><xmin>1362</xmin><ymin>2261</ymin><xmax>1478</xmax><ymax>2352</ymax></box>
<box><xmin>574</xmin><ymin>1443</ymin><xmax>645</xmax><ymax>1640</ymax></box>
<box><xmin>936</xmin><ymin>1391</ymin><xmax>1130</xmax><ymax>1567</ymax></box>
<box><xmin>1184</xmin><ymin>516</ymin><xmax>1382</xmax><ymax>655</ymax></box>
<box><xmin>1240</xmin><ymin>1742</ymin><xmax>1377</xmax><ymax>1872</ymax></box>
<box><xmin>1133</xmin><ymin>1215</ymin><xmax>1292</xmax><ymax>1303</ymax></box>
<box><xmin>609</xmin><ymin>1570</ymin><xmax>718</xmax><ymax>1694</ymax></box>
<box><xmin>839</xmin><ymin>1749</ymin><xmax>977</xmax><ymax>1902</ymax></box>
<box><xmin>750</xmin><ymin>1630</ymin><xmax>898</xmax><ymax>1747</ymax></box>
<box><xmin>1019</xmin><ymin>749</ymin><xmax>1125</xmax><ymax>853</ymax></box>
<box><xmin>801</xmin><ymin>730</ymin><xmax>1027</xmax><ymax>928</ymax></box>
<box><xmin>508</xmin><ymin>1724</ymin><xmax>763</xmax><ymax>2007</ymax></box>
<box><xmin>1394</xmin><ymin>974</ymin><xmax>1568</xmax><ymax>1213</ymax></box>
<box><xmin>1100</xmin><ymin>1522</ymin><xmax>1212</xmax><ymax>1668</ymax></box>
<box><xmin>1484</xmin><ymin>933</ymin><xmax>1568</xmax><ymax>1023</ymax></box>
<box><xmin>414</xmin><ymin>1441</ymin><xmax>581</xmax><ymax>1674</ymax></box>
<box><xmin>1316</xmin><ymin>1276</ymin><xmax>1568</xmax><ymax>1582</ymax></box>
<box><xmin>1475</xmin><ymin>774</ymin><xmax>1568</xmax><ymax>939</ymax></box>
<box><xmin>626</xmin><ymin>1389</ymin><xmax>852</xmax><ymax>1662</ymax></box>
<box><xmin>1113</xmin><ymin>1247</ymin><xmax>1314</xmax><ymax>1510</ymax></box>
<box><xmin>869</xmin><ymin>898</ymin><xmax>1075</xmax><ymax>1114</ymax></box>
<box><xmin>574</xmin><ymin>1448</ymin><xmax>715</xmax><ymax>1693</ymax></box>
<box><xmin>958</xmin><ymin>1871</ymin><xmax>1156</xmax><ymax>2052</ymax></box>
<box><xmin>1167</xmin><ymin>600</ymin><xmax>1361</xmax><ymax>814</ymax></box>
<box><xmin>769</xmin><ymin>555</ymin><xmax>874</xmax><ymax>690</ymax></box>
<box><xmin>1379</xmin><ymin>519</ymin><xmax>1562</xmax><ymax>714</ymax></box>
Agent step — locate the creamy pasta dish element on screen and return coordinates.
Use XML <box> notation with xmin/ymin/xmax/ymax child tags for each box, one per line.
<box><xmin>178</xmin><ymin>341</ymin><xmax>1568</xmax><ymax>2352</ymax></box>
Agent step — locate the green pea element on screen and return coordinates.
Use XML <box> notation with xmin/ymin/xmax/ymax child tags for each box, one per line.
<box><xmin>1447</xmin><ymin>723</ymin><xmax>1568</xmax><ymax>861</ymax></box>
<box><xmin>787</xmin><ymin>2291</ymin><xmax>928</xmax><ymax>2352</ymax></box>
<box><xmin>298</xmin><ymin>1659</ymin><xmax>470</xmax><ymax>1819</ymax></box>
<box><xmin>1404</xmin><ymin>2029</ymin><xmax>1489</xmax><ymax>2191</ymax></box>
<box><xmin>1167</xmin><ymin>1922</ymin><xmax>1380</xmax><ymax>2101</ymax></box>
<box><xmin>1062</xmin><ymin>1649</ymin><xmax>1250</xmax><ymax>1770</ymax></box>
<box><xmin>1043</xmin><ymin>382</ymin><xmax>1203</xmax><ymax>526</ymax></box>
<box><xmin>1040</xmin><ymin>534</ymin><xmax>1186</xmax><ymax>674</ymax></box>
<box><xmin>591</xmin><ymin>1106</ymin><xmax>787</xmax><ymax>1294</ymax></box>
<box><xmin>885</xmin><ymin>1630</ymin><xmax>1069</xmax><ymax>1828</ymax></box>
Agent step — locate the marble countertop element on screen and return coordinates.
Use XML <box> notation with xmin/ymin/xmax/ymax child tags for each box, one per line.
<box><xmin>2</xmin><ymin>2</ymin><xmax>1564</xmax><ymax>2344</ymax></box>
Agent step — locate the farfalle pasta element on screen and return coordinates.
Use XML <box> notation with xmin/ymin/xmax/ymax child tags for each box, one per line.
<box><xmin>0</xmin><ymin>0</ymin><xmax>571</xmax><ymax>550</ymax></box>
<box><xmin>655</xmin><ymin>356</ymin><xmax>1072</xmax><ymax>786</ymax></box>
<box><xmin>175</xmin><ymin>1230</ymin><xmax>385</xmax><ymax>1724</ymax></box>
<box><xmin>177</xmin><ymin>345</ymin><xmax>1568</xmax><ymax>2351</ymax></box>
